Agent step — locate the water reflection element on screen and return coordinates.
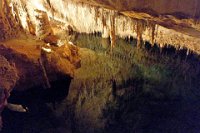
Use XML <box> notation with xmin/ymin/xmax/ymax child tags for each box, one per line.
<box><xmin>2</xmin><ymin>33</ymin><xmax>200</xmax><ymax>133</ymax></box>
<box><xmin>74</xmin><ymin>33</ymin><xmax>200</xmax><ymax>133</ymax></box>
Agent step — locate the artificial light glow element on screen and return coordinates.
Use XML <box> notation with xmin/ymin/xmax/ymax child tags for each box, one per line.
<box><xmin>32</xmin><ymin>0</ymin><xmax>46</xmax><ymax>11</ymax></box>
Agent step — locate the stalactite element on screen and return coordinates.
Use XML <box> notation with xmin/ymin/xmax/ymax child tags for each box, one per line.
<box><xmin>46</xmin><ymin>0</ymin><xmax>51</xmax><ymax>8</ymax></box>
<box><xmin>94</xmin><ymin>7</ymin><xmax>100</xmax><ymax>25</ymax></box>
<box><xmin>12</xmin><ymin>4</ymin><xmax>21</xmax><ymax>27</ymax></box>
<box><xmin>101</xmin><ymin>9</ymin><xmax>110</xmax><ymax>38</ymax></box>
<box><xmin>136</xmin><ymin>20</ymin><xmax>146</xmax><ymax>47</ymax></box>
<box><xmin>26</xmin><ymin>14</ymin><xmax>36</xmax><ymax>35</ymax></box>
<box><xmin>22</xmin><ymin>4</ymin><xmax>36</xmax><ymax>35</ymax></box>
<box><xmin>110</xmin><ymin>13</ymin><xmax>116</xmax><ymax>49</ymax></box>
<box><xmin>150</xmin><ymin>22</ymin><xmax>156</xmax><ymax>45</ymax></box>
<box><xmin>1</xmin><ymin>0</ymin><xmax>199</xmax><ymax>54</ymax></box>
<box><xmin>122</xmin><ymin>21</ymin><xmax>125</xmax><ymax>32</ymax></box>
<box><xmin>35</xmin><ymin>9</ymin><xmax>54</xmax><ymax>39</ymax></box>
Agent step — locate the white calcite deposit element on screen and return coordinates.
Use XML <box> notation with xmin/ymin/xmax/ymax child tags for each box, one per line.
<box><xmin>1</xmin><ymin>0</ymin><xmax>200</xmax><ymax>54</ymax></box>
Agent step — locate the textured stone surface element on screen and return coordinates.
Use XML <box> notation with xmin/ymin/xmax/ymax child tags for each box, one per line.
<box><xmin>0</xmin><ymin>55</ymin><xmax>18</xmax><ymax>129</ymax></box>
<box><xmin>0</xmin><ymin>38</ymin><xmax>80</xmax><ymax>129</ymax></box>
<box><xmin>0</xmin><ymin>56</ymin><xmax>18</xmax><ymax>91</ymax></box>
<box><xmin>0</xmin><ymin>0</ymin><xmax>199</xmax><ymax>54</ymax></box>
<box><xmin>0</xmin><ymin>39</ymin><xmax>80</xmax><ymax>90</ymax></box>
<box><xmin>73</xmin><ymin>0</ymin><xmax>200</xmax><ymax>18</ymax></box>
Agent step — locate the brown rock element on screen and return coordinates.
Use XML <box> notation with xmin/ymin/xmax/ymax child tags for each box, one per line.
<box><xmin>0</xmin><ymin>38</ymin><xmax>81</xmax><ymax>129</ymax></box>
<box><xmin>0</xmin><ymin>39</ymin><xmax>81</xmax><ymax>91</ymax></box>
<box><xmin>44</xmin><ymin>35</ymin><xmax>59</xmax><ymax>46</ymax></box>
<box><xmin>0</xmin><ymin>55</ymin><xmax>18</xmax><ymax>129</ymax></box>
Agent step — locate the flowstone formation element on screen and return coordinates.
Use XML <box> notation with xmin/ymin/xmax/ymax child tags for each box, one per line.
<box><xmin>1</xmin><ymin>0</ymin><xmax>200</xmax><ymax>53</ymax></box>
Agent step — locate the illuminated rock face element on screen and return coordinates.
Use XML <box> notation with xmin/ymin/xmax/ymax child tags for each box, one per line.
<box><xmin>0</xmin><ymin>0</ymin><xmax>21</xmax><ymax>40</ymax></box>
<box><xmin>1</xmin><ymin>0</ymin><xmax>199</xmax><ymax>54</ymax></box>
<box><xmin>73</xmin><ymin>0</ymin><xmax>200</xmax><ymax>18</ymax></box>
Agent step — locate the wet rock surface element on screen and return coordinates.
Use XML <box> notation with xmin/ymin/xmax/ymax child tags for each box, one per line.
<box><xmin>0</xmin><ymin>37</ymin><xmax>80</xmax><ymax>130</ymax></box>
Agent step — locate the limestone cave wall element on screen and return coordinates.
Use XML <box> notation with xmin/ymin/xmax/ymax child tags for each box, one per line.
<box><xmin>0</xmin><ymin>0</ymin><xmax>200</xmax><ymax>54</ymax></box>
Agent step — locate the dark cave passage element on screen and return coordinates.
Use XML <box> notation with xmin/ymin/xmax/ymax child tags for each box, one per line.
<box><xmin>2</xmin><ymin>76</ymin><xmax>72</xmax><ymax>133</ymax></box>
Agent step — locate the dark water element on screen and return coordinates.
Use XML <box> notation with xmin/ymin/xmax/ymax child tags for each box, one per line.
<box><xmin>2</xmin><ymin>34</ymin><xmax>200</xmax><ymax>133</ymax></box>
<box><xmin>74</xmin><ymin>34</ymin><xmax>200</xmax><ymax>133</ymax></box>
<box><xmin>2</xmin><ymin>77</ymin><xmax>71</xmax><ymax>133</ymax></box>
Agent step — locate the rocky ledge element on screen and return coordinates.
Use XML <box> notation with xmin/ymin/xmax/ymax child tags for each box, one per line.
<box><xmin>0</xmin><ymin>37</ymin><xmax>81</xmax><ymax>129</ymax></box>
